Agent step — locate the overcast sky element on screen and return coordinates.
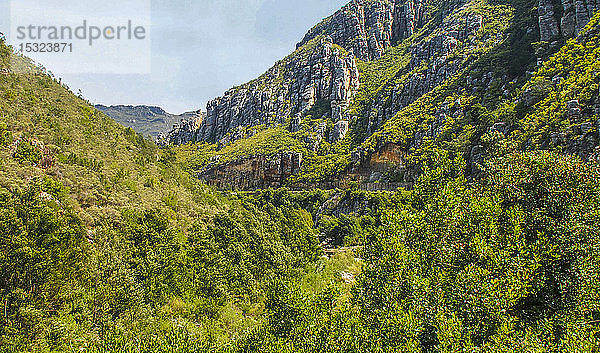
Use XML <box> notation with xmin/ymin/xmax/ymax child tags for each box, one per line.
<box><xmin>0</xmin><ymin>0</ymin><xmax>347</xmax><ymax>113</ymax></box>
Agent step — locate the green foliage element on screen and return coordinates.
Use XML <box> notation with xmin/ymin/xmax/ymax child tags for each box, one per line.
<box><xmin>353</xmin><ymin>151</ymin><xmax>600</xmax><ymax>351</ymax></box>
<box><xmin>13</xmin><ymin>140</ymin><xmax>42</xmax><ymax>165</ymax></box>
<box><xmin>57</xmin><ymin>152</ymin><xmax>103</xmax><ymax>171</ymax></box>
<box><xmin>0</xmin><ymin>180</ymin><xmax>86</xmax><ymax>347</ymax></box>
<box><xmin>2</xmin><ymin>4</ymin><xmax>600</xmax><ymax>353</ymax></box>
<box><xmin>0</xmin><ymin>122</ymin><xmax>11</xmax><ymax>146</ymax></box>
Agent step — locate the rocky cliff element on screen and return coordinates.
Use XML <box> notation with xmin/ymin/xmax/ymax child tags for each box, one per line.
<box><xmin>297</xmin><ymin>0</ymin><xmax>427</xmax><ymax>61</ymax></box>
<box><xmin>198</xmin><ymin>38</ymin><xmax>360</xmax><ymax>146</ymax></box>
<box><xmin>167</xmin><ymin>0</ymin><xmax>600</xmax><ymax>191</ymax></box>
<box><xmin>539</xmin><ymin>0</ymin><xmax>599</xmax><ymax>41</ymax></box>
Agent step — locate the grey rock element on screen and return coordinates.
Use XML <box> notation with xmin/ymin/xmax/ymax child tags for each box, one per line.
<box><xmin>552</xmin><ymin>75</ymin><xmax>564</xmax><ymax>85</ymax></box>
<box><xmin>166</xmin><ymin>112</ymin><xmax>203</xmax><ymax>145</ymax></box>
<box><xmin>309</xmin><ymin>122</ymin><xmax>328</xmax><ymax>152</ymax></box>
<box><xmin>561</xmin><ymin>0</ymin><xmax>599</xmax><ymax>37</ymax></box>
<box><xmin>297</xmin><ymin>0</ymin><xmax>427</xmax><ymax>61</ymax></box>
<box><xmin>539</xmin><ymin>0</ymin><xmax>560</xmax><ymax>41</ymax></box>
<box><xmin>490</xmin><ymin>122</ymin><xmax>509</xmax><ymax>136</ymax></box>
<box><xmin>290</xmin><ymin>114</ymin><xmax>302</xmax><ymax>133</ymax></box>
<box><xmin>332</xmin><ymin>120</ymin><xmax>350</xmax><ymax>143</ymax></box>
<box><xmin>194</xmin><ymin>39</ymin><xmax>359</xmax><ymax>144</ymax></box>
<box><xmin>581</xmin><ymin>122</ymin><xmax>593</xmax><ymax>134</ymax></box>
<box><xmin>567</xmin><ymin>99</ymin><xmax>581</xmax><ymax>122</ymax></box>
<box><xmin>550</xmin><ymin>132</ymin><xmax>565</xmax><ymax>145</ymax></box>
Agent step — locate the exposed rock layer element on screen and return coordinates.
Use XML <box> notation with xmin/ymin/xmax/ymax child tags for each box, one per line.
<box><xmin>539</xmin><ymin>0</ymin><xmax>599</xmax><ymax>41</ymax></box>
<box><xmin>199</xmin><ymin>39</ymin><xmax>359</xmax><ymax>145</ymax></box>
<box><xmin>297</xmin><ymin>0</ymin><xmax>427</xmax><ymax>61</ymax></box>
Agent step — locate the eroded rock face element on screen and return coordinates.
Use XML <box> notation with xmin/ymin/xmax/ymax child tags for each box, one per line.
<box><xmin>539</xmin><ymin>0</ymin><xmax>561</xmax><ymax>41</ymax></box>
<box><xmin>198</xmin><ymin>152</ymin><xmax>302</xmax><ymax>189</ymax></box>
<box><xmin>165</xmin><ymin>111</ymin><xmax>203</xmax><ymax>145</ymax></box>
<box><xmin>332</xmin><ymin>120</ymin><xmax>350</xmax><ymax>142</ymax></box>
<box><xmin>561</xmin><ymin>0</ymin><xmax>599</xmax><ymax>37</ymax></box>
<box><xmin>297</xmin><ymin>0</ymin><xmax>427</xmax><ymax>61</ymax></box>
<box><xmin>198</xmin><ymin>38</ymin><xmax>359</xmax><ymax>144</ymax></box>
<box><xmin>538</xmin><ymin>0</ymin><xmax>599</xmax><ymax>41</ymax></box>
<box><xmin>167</xmin><ymin>0</ymin><xmax>432</xmax><ymax>147</ymax></box>
<box><xmin>365</xmin><ymin>4</ymin><xmax>491</xmax><ymax>134</ymax></box>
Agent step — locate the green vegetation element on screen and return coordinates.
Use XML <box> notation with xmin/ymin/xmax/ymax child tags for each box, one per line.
<box><xmin>2</xmin><ymin>1</ymin><xmax>600</xmax><ymax>351</ymax></box>
<box><xmin>9</xmin><ymin>149</ymin><xmax>595</xmax><ymax>352</ymax></box>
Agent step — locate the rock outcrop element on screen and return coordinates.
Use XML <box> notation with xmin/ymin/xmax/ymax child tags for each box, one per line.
<box><xmin>364</xmin><ymin>3</ymin><xmax>495</xmax><ymax>134</ymax></box>
<box><xmin>164</xmin><ymin>0</ymin><xmax>600</xmax><ymax>191</ymax></box>
<box><xmin>539</xmin><ymin>0</ymin><xmax>561</xmax><ymax>41</ymax></box>
<box><xmin>198</xmin><ymin>152</ymin><xmax>303</xmax><ymax>189</ymax></box>
<box><xmin>164</xmin><ymin>111</ymin><xmax>204</xmax><ymax>145</ymax></box>
<box><xmin>169</xmin><ymin>0</ymin><xmax>432</xmax><ymax>146</ymax></box>
<box><xmin>561</xmin><ymin>0</ymin><xmax>599</xmax><ymax>37</ymax></box>
<box><xmin>198</xmin><ymin>37</ymin><xmax>359</xmax><ymax>145</ymax></box>
<box><xmin>538</xmin><ymin>0</ymin><xmax>599</xmax><ymax>41</ymax></box>
<box><xmin>297</xmin><ymin>0</ymin><xmax>427</xmax><ymax>61</ymax></box>
<box><xmin>332</xmin><ymin>120</ymin><xmax>350</xmax><ymax>142</ymax></box>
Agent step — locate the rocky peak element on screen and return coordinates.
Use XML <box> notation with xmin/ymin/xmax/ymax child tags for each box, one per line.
<box><xmin>163</xmin><ymin>110</ymin><xmax>204</xmax><ymax>145</ymax></box>
<box><xmin>197</xmin><ymin>38</ymin><xmax>360</xmax><ymax>144</ymax></box>
<box><xmin>297</xmin><ymin>0</ymin><xmax>428</xmax><ymax>61</ymax></box>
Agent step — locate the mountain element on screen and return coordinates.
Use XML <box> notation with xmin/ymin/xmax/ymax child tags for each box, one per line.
<box><xmin>0</xmin><ymin>34</ymin><xmax>355</xmax><ymax>351</ymax></box>
<box><xmin>167</xmin><ymin>0</ymin><xmax>600</xmax><ymax>191</ymax></box>
<box><xmin>95</xmin><ymin>104</ymin><xmax>204</xmax><ymax>141</ymax></box>
<box><xmin>2</xmin><ymin>1</ymin><xmax>600</xmax><ymax>351</ymax></box>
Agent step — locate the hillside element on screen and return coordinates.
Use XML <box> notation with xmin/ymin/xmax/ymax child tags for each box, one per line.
<box><xmin>1</xmin><ymin>0</ymin><xmax>600</xmax><ymax>352</ymax></box>
<box><xmin>167</xmin><ymin>0</ymin><xmax>600</xmax><ymax>190</ymax></box>
<box><xmin>0</xmin><ymin>37</ymin><xmax>364</xmax><ymax>352</ymax></box>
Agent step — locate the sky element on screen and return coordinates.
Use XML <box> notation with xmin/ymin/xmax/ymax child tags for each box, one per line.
<box><xmin>0</xmin><ymin>0</ymin><xmax>348</xmax><ymax>113</ymax></box>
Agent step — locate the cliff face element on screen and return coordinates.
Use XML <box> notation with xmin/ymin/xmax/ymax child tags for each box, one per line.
<box><xmin>198</xmin><ymin>152</ymin><xmax>302</xmax><ymax>190</ymax></box>
<box><xmin>363</xmin><ymin>3</ymin><xmax>495</xmax><ymax>135</ymax></box>
<box><xmin>170</xmin><ymin>0</ymin><xmax>600</xmax><ymax>149</ymax></box>
<box><xmin>174</xmin><ymin>0</ymin><xmax>430</xmax><ymax>146</ymax></box>
<box><xmin>297</xmin><ymin>0</ymin><xmax>427</xmax><ymax>61</ymax></box>
<box><xmin>167</xmin><ymin>0</ymin><xmax>600</xmax><ymax>191</ymax></box>
<box><xmin>198</xmin><ymin>39</ymin><xmax>359</xmax><ymax>146</ymax></box>
<box><xmin>164</xmin><ymin>110</ymin><xmax>204</xmax><ymax>145</ymax></box>
<box><xmin>539</xmin><ymin>0</ymin><xmax>599</xmax><ymax>41</ymax></box>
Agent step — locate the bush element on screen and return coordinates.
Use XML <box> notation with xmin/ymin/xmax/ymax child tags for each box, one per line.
<box><xmin>0</xmin><ymin>122</ymin><xmax>11</xmax><ymax>146</ymax></box>
<box><xmin>13</xmin><ymin>139</ymin><xmax>41</xmax><ymax>165</ymax></box>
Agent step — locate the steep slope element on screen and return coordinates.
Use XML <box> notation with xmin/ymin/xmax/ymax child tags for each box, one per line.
<box><xmin>0</xmin><ymin>56</ymin><xmax>217</xmax><ymax>223</ymax></box>
<box><xmin>0</xmin><ymin>37</ymin><xmax>361</xmax><ymax>352</ymax></box>
<box><xmin>364</xmin><ymin>7</ymin><xmax>600</xmax><ymax>185</ymax></box>
<box><xmin>168</xmin><ymin>0</ymin><xmax>600</xmax><ymax>191</ymax></box>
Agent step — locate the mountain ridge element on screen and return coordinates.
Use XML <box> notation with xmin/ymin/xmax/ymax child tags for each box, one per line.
<box><xmin>161</xmin><ymin>0</ymin><xmax>597</xmax><ymax>191</ymax></box>
<box><xmin>95</xmin><ymin>104</ymin><xmax>204</xmax><ymax>141</ymax></box>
